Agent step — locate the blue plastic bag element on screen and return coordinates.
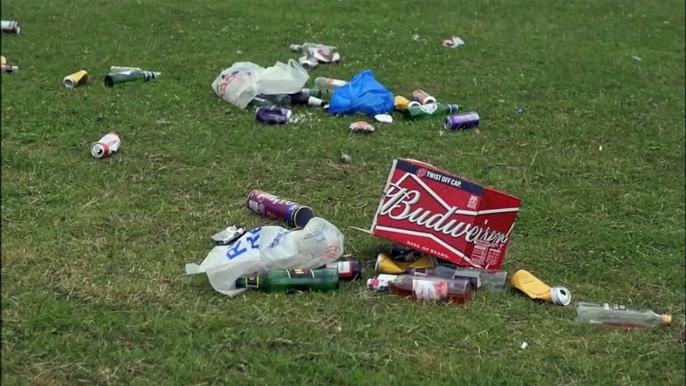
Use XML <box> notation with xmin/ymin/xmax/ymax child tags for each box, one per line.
<box><xmin>328</xmin><ymin>69</ymin><xmax>394</xmax><ymax>116</ymax></box>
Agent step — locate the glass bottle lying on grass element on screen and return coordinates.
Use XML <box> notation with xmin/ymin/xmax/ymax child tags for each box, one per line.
<box><xmin>235</xmin><ymin>268</ymin><xmax>340</xmax><ymax>293</ymax></box>
<box><xmin>575</xmin><ymin>302</ymin><xmax>672</xmax><ymax>329</ymax></box>
<box><xmin>367</xmin><ymin>274</ymin><xmax>475</xmax><ymax>305</ymax></box>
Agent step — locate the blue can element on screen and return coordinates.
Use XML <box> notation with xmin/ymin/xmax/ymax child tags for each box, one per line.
<box><xmin>255</xmin><ymin>107</ymin><xmax>293</xmax><ymax>125</ymax></box>
<box><xmin>443</xmin><ymin>112</ymin><xmax>480</xmax><ymax>131</ymax></box>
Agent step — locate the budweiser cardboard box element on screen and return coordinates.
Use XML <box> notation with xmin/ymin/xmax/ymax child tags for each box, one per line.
<box><xmin>370</xmin><ymin>158</ymin><xmax>521</xmax><ymax>270</ymax></box>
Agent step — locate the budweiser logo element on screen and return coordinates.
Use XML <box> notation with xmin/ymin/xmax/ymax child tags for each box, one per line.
<box><xmin>375</xmin><ymin>172</ymin><xmax>519</xmax><ymax>265</ymax></box>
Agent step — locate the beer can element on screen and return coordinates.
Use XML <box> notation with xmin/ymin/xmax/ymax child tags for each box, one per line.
<box><xmin>255</xmin><ymin>107</ymin><xmax>293</xmax><ymax>125</ymax></box>
<box><xmin>63</xmin><ymin>70</ymin><xmax>89</xmax><ymax>89</ymax></box>
<box><xmin>298</xmin><ymin>55</ymin><xmax>319</xmax><ymax>71</ymax></box>
<box><xmin>246</xmin><ymin>189</ymin><xmax>314</xmax><ymax>228</ymax></box>
<box><xmin>412</xmin><ymin>89</ymin><xmax>437</xmax><ymax>105</ymax></box>
<box><xmin>0</xmin><ymin>56</ymin><xmax>5</xmax><ymax>65</ymax></box>
<box><xmin>90</xmin><ymin>132</ymin><xmax>121</xmax><ymax>159</ymax></box>
<box><xmin>443</xmin><ymin>112</ymin><xmax>480</xmax><ymax>131</ymax></box>
<box><xmin>1</xmin><ymin>20</ymin><xmax>21</xmax><ymax>34</ymax></box>
<box><xmin>211</xmin><ymin>225</ymin><xmax>246</xmax><ymax>246</ymax></box>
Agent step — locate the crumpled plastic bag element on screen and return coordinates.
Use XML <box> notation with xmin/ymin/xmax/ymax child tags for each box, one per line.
<box><xmin>211</xmin><ymin>59</ymin><xmax>309</xmax><ymax>109</ymax></box>
<box><xmin>327</xmin><ymin>69</ymin><xmax>394</xmax><ymax>117</ymax></box>
<box><xmin>185</xmin><ymin>217</ymin><xmax>344</xmax><ymax>297</ymax></box>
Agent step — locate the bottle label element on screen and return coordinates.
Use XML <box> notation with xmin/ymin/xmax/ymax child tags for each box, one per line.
<box><xmin>286</xmin><ymin>268</ymin><xmax>315</xmax><ymax>279</ymax></box>
<box><xmin>418</xmin><ymin>104</ymin><xmax>438</xmax><ymax>115</ymax></box>
<box><xmin>336</xmin><ymin>261</ymin><xmax>351</xmax><ymax>277</ymax></box>
<box><xmin>245</xmin><ymin>277</ymin><xmax>259</xmax><ymax>289</ymax></box>
<box><xmin>412</xmin><ymin>279</ymin><xmax>448</xmax><ymax>300</ymax></box>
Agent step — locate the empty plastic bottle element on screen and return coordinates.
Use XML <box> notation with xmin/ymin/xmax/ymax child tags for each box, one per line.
<box><xmin>388</xmin><ymin>275</ymin><xmax>474</xmax><ymax>305</ymax></box>
<box><xmin>575</xmin><ymin>302</ymin><xmax>672</xmax><ymax>328</ymax></box>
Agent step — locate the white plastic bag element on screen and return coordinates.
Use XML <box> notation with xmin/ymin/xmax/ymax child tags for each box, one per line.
<box><xmin>186</xmin><ymin>217</ymin><xmax>344</xmax><ymax>297</ymax></box>
<box><xmin>211</xmin><ymin>59</ymin><xmax>309</xmax><ymax>109</ymax></box>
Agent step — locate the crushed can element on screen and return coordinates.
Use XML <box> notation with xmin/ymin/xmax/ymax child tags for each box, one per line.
<box><xmin>412</xmin><ymin>89</ymin><xmax>437</xmax><ymax>105</ymax></box>
<box><xmin>443</xmin><ymin>112</ymin><xmax>480</xmax><ymax>131</ymax></box>
<box><xmin>246</xmin><ymin>190</ymin><xmax>314</xmax><ymax>228</ymax></box>
<box><xmin>1</xmin><ymin>20</ymin><xmax>20</xmax><ymax>34</ymax></box>
<box><xmin>349</xmin><ymin>121</ymin><xmax>375</xmax><ymax>134</ymax></box>
<box><xmin>298</xmin><ymin>55</ymin><xmax>319</xmax><ymax>71</ymax></box>
<box><xmin>211</xmin><ymin>225</ymin><xmax>246</xmax><ymax>246</ymax></box>
<box><xmin>255</xmin><ymin>107</ymin><xmax>293</xmax><ymax>125</ymax></box>
<box><xmin>91</xmin><ymin>132</ymin><xmax>121</xmax><ymax>159</ymax></box>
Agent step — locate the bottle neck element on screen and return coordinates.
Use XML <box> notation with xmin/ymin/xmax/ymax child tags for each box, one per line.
<box><xmin>236</xmin><ymin>276</ymin><xmax>260</xmax><ymax>289</ymax></box>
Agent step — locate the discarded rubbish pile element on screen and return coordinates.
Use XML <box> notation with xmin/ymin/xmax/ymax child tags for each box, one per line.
<box><xmin>4</xmin><ymin>21</ymin><xmax>669</xmax><ymax>331</ymax></box>
<box><xmin>210</xmin><ymin>43</ymin><xmax>481</xmax><ymax>131</ymax></box>
<box><xmin>185</xmin><ymin>159</ymin><xmax>673</xmax><ymax>330</ymax></box>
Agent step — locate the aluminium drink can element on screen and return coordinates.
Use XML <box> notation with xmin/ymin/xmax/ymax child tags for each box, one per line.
<box><xmin>443</xmin><ymin>112</ymin><xmax>480</xmax><ymax>131</ymax></box>
<box><xmin>91</xmin><ymin>132</ymin><xmax>121</xmax><ymax>159</ymax></box>
<box><xmin>411</xmin><ymin>89</ymin><xmax>436</xmax><ymax>105</ymax></box>
<box><xmin>246</xmin><ymin>190</ymin><xmax>314</xmax><ymax>228</ymax></box>
<box><xmin>255</xmin><ymin>107</ymin><xmax>293</xmax><ymax>125</ymax></box>
<box><xmin>1</xmin><ymin>20</ymin><xmax>20</xmax><ymax>34</ymax></box>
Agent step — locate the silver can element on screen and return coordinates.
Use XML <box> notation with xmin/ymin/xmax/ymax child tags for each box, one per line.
<box><xmin>91</xmin><ymin>132</ymin><xmax>121</xmax><ymax>159</ymax></box>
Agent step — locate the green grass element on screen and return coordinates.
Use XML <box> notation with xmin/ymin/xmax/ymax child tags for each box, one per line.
<box><xmin>2</xmin><ymin>0</ymin><xmax>685</xmax><ymax>385</ymax></box>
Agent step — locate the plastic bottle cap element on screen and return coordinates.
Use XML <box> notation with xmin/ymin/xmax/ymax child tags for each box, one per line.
<box><xmin>662</xmin><ymin>314</ymin><xmax>672</xmax><ymax>326</ymax></box>
<box><xmin>550</xmin><ymin>286</ymin><xmax>572</xmax><ymax>306</ymax></box>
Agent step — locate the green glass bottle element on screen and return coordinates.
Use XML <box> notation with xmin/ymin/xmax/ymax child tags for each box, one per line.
<box><xmin>403</xmin><ymin>103</ymin><xmax>459</xmax><ymax>120</ymax></box>
<box><xmin>104</xmin><ymin>69</ymin><xmax>160</xmax><ymax>87</ymax></box>
<box><xmin>248</xmin><ymin>96</ymin><xmax>276</xmax><ymax>108</ymax></box>
<box><xmin>302</xmin><ymin>87</ymin><xmax>323</xmax><ymax>99</ymax></box>
<box><xmin>235</xmin><ymin>268</ymin><xmax>340</xmax><ymax>293</ymax></box>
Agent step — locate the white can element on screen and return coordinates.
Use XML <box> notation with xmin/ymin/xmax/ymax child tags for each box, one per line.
<box><xmin>1</xmin><ymin>20</ymin><xmax>21</xmax><ymax>34</ymax></box>
<box><xmin>91</xmin><ymin>132</ymin><xmax>121</xmax><ymax>159</ymax></box>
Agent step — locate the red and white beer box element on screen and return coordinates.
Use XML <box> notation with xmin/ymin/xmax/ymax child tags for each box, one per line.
<box><xmin>370</xmin><ymin>158</ymin><xmax>521</xmax><ymax>270</ymax></box>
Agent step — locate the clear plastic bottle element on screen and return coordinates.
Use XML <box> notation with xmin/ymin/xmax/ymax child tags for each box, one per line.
<box><xmin>575</xmin><ymin>302</ymin><xmax>671</xmax><ymax>328</ymax></box>
<box><xmin>388</xmin><ymin>275</ymin><xmax>474</xmax><ymax>305</ymax></box>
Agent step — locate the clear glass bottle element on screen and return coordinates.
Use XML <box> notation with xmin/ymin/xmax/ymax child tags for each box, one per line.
<box><xmin>407</xmin><ymin>265</ymin><xmax>508</xmax><ymax>292</ymax></box>
<box><xmin>575</xmin><ymin>302</ymin><xmax>671</xmax><ymax>328</ymax></box>
<box><xmin>388</xmin><ymin>275</ymin><xmax>474</xmax><ymax>305</ymax></box>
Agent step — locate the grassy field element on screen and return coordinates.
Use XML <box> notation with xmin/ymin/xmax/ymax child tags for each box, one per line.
<box><xmin>2</xmin><ymin>0</ymin><xmax>685</xmax><ymax>385</ymax></box>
